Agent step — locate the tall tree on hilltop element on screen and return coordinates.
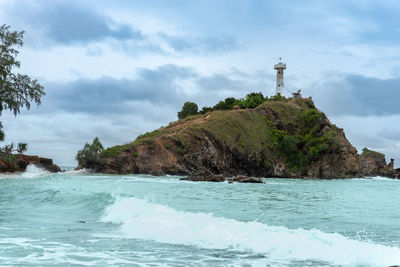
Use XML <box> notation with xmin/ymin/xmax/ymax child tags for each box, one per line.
<box><xmin>178</xmin><ymin>102</ymin><xmax>198</xmax><ymax>120</ymax></box>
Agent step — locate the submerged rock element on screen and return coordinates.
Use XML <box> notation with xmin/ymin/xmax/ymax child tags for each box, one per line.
<box><xmin>180</xmin><ymin>174</ymin><xmax>225</xmax><ymax>182</ymax></box>
<box><xmin>229</xmin><ymin>176</ymin><xmax>264</xmax><ymax>183</ymax></box>
<box><xmin>180</xmin><ymin>174</ymin><xmax>264</xmax><ymax>183</ymax></box>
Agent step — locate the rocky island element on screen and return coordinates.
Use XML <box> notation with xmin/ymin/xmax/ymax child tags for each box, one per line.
<box><xmin>76</xmin><ymin>59</ymin><xmax>398</xmax><ymax>180</ymax></box>
<box><xmin>76</xmin><ymin>96</ymin><xmax>398</xmax><ymax>179</ymax></box>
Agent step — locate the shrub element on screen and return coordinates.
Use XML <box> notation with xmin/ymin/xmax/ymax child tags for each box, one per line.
<box><xmin>198</xmin><ymin>92</ymin><xmax>266</xmax><ymax>114</ymax></box>
<box><xmin>99</xmin><ymin>145</ymin><xmax>123</xmax><ymax>159</ymax></box>
<box><xmin>163</xmin><ymin>142</ymin><xmax>170</xmax><ymax>149</ymax></box>
<box><xmin>302</xmin><ymin>109</ymin><xmax>323</xmax><ymax>129</ymax></box>
<box><xmin>270</xmin><ymin>94</ymin><xmax>286</xmax><ymax>101</ymax></box>
<box><xmin>213</xmin><ymin>100</ymin><xmax>229</xmax><ymax>110</ymax></box>
<box><xmin>224</xmin><ymin>97</ymin><xmax>239</xmax><ymax>108</ymax></box>
<box><xmin>213</xmin><ymin>97</ymin><xmax>241</xmax><ymax>110</ymax></box>
<box><xmin>304</xmin><ymin>99</ymin><xmax>316</xmax><ymax>109</ymax></box>
<box><xmin>280</xmin><ymin>135</ymin><xmax>300</xmax><ymax>155</ymax></box>
<box><xmin>177</xmin><ymin>147</ymin><xmax>185</xmax><ymax>155</ymax></box>
<box><xmin>138</xmin><ymin>130</ymin><xmax>159</xmax><ymax>139</ymax></box>
<box><xmin>240</xmin><ymin>92</ymin><xmax>266</xmax><ymax>108</ymax></box>
<box><xmin>200</xmin><ymin>106</ymin><xmax>213</xmax><ymax>114</ymax></box>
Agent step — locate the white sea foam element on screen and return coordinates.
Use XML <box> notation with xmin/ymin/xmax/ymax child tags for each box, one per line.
<box><xmin>120</xmin><ymin>176</ymin><xmax>190</xmax><ymax>184</ymax></box>
<box><xmin>102</xmin><ymin>197</ymin><xmax>400</xmax><ymax>266</ymax></box>
<box><xmin>369</xmin><ymin>176</ymin><xmax>397</xmax><ymax>181</ymax></box>
<box><xmin>0</xmin><ymin>238</ymin><xmax>132</xmax><ymax>266</ymax></box>
<box><xmin>350</xmin><ymin>176</ymin><xmax>398</xmax><ymax>181</ymax></box>
<box><xmin>21</xmin><ymin>164</ymin><xmax>49</xmax><ymax>178</ymax></box>
<box><xmin>62</xmin><ymin>168</ymin><xmax>93</xmax><ymax>175</ymax></box>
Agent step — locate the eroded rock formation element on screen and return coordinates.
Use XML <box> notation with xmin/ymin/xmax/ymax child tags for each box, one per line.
<box><xmin>359</xmin><ymin>148</ymin><xmax>398</xmax><ymax>178</ymax></box>
<box><xmin>0</xmin><ymin>154</ymin><xmax>61</xmax><ymax>173</ymax></box>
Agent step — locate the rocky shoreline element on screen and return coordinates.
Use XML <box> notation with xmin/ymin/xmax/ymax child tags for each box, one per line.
<box><xmin>0</xmin><ymin>154</ymin><xmax>61</xmax><ymax>173</ymax></box>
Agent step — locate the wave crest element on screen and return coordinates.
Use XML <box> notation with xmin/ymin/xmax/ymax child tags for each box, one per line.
<box><xmin>101</xmin><ymin>197</ymin><xmax>400</xmax><ymax>266</ymax></box>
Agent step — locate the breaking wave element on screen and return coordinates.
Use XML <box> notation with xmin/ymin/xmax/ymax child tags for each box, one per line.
<box><xmin>102</xmin><ymin>197</ymin><xmax>400</xmax><ymax>266</ymax></box>
<box><xmin>21</xmin><ymin>164</ymin><xmax>50</xmax><ymax>178</ymax></box>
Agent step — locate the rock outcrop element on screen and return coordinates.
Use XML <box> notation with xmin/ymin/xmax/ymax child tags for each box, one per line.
<box><xmin>81</xmin><ymin>98</ymin><xmax>375</xmax><ymax>179</ymax></box>
<box><xmin>180</xmin><ymin>174</ymin><xmax>264</xmax><ymax>183</ymax></box>
<box><xmin>359</xmin><ymin>148</ymin><xmax>397</xmax><ymax>178</ymax></box>
<box><xmin>0</xmin><ymin>154</ymin><xmax>61</xmax><ymax>173</ymax></box>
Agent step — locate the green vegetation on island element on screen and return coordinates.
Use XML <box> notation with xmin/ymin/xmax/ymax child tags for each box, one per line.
<box><xmin>177</xmin><ymin>92</ymin><xmax>271</xmax><ymax>119</ymax></box>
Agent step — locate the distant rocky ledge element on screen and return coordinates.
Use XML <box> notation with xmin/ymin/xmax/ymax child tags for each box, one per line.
<box><xmin>0</xmin><ymin>154</ymin><xmax>61</xmax><ymax>173</ymax></box>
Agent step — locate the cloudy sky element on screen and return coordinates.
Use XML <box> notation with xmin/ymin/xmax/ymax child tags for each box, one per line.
<box><xmin>1</xmin><ymin>0</ymin><xmax>399</xmax><ymax>167</ymax></box>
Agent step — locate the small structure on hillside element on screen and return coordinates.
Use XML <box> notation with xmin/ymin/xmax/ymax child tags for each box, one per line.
<box><xmin>292</xmin><ymin>89</ymin><xmax>302</xmax><ymax>99</ymax></box>
<box><xmin>274</xmin><ymin>58</ymin><xmax>286</xmax><ymax>95</ymax></box>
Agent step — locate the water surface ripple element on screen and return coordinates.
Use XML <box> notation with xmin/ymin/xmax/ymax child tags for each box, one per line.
<box><xmin>0</xmin><ymin>167</ymin><xmax>399</xmax><ymax>266</ymax></box>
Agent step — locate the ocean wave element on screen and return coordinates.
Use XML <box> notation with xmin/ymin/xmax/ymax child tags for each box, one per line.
<box><xmin>62</xmin><ymin>168</ymin><xmax>93</xmax><ymax>175</ymax></box>
<box><xmin>21</xmin><ymin>164</ymin><xmax>50</xmax><ymax>178</ymax></box>
<box><xmin>120</xmin><ymin>176</ymin><xmax>190</xmax><ymax>184</ymax></box>
<box><xmin>0</xmin><ymin>164</ymin><xmax>50</xmax><ymax>179</ymax></box>
<box><xmin>369</xmin><ymin>176</ymin><xmax>398</xmax><ymax>181</ymax></box>
<box><xmin>350</xmin><ymin>176</ymin><xmax>399</xmax><ymax>181</ymax></box>
<box><xmin>101</xmin><ymin>197</ymin><xmax>400</xmax><ymax>266</ymax></box>
<box><xmin>0</xmin><ymin>238</ymin><xmax>131</xmax><ymax>266</ymax></box>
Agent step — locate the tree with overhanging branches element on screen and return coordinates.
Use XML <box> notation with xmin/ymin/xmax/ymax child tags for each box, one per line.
<box><xmin>0</xmin><ymin>24</ymin><xmax>45</xmax><ymax>154</ymax></box>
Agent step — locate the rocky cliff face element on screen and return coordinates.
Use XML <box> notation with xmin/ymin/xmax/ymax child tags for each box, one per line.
<box><xmin>83</xmin><ymin>98</ymin><xmax>373</xmax><ymax>179</ymax></box>
<box><xmin>359</xmin><ymin>148</ymin><xmax>397</xmax><ymax>178</ymax></box>
<box><xmin>0</xmin><ymin>154</ymin><xmax>61</xmax><ymax>173</ymax></box>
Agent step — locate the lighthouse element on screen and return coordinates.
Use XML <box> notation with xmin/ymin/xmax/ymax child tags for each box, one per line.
<box><xmin>274</xmin><ymin>58</ymin><xmax>286</xmax><ymax>95</ymax></box>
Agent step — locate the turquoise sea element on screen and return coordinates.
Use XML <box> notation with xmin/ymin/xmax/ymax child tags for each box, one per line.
<box><xmin>1</xmin><ymin>165</ymin><xmax>400</xmax><ymax>266</ymax></box>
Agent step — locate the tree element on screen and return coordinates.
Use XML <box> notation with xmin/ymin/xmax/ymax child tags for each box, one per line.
<box><xmin>76</xmin><ymin>137</ymin><xmax>104</xmax><ymax>167</ymax></box>
<box><xmin>178</xmin><ymin>102</ymin><xmax>198</xmax><ymax>119</ymax></box>
<box><xmin>223</xmin><ymin>97</ymin><xmax>240</xmax><ymax>109</ymax></box>
<box><xmin>16</xmin><ymin>143</ymin><xmax>27</xmax><ymax>153</ymax></box>
<box><xmin>0</xmin><ymin>142</ymin><xmax>28</xmax><ymax>154</ymax></box>
<box><xmin>0</xmin><ymin>25</ymin><xmax>45</xmax><ymax>151</ymax></box>
<box><xmin>0</xmin><ymin>25</ymin><xmax>45</xmax><ymax>117</ymax></box>
<box><xmin>213</xmin><ymin>100</ymin><xmax>228</xmax><ymax>110</ymax></box>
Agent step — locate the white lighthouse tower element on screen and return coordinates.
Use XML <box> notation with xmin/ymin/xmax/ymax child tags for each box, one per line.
<box><xmin>274</xmin><ymin>58</ymin><xmax>286</xmax><ymax>95</ymax></box>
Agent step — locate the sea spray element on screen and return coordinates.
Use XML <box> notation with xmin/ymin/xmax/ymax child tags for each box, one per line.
<box><xmin>102</xmin><ymin>196</ymin><xmax>400</xmax><ymax>266</ymax></box>
<box><xmin>21</xmin><ymin>164</ymin><xmax>50</xmax><ymax>178</ymax></box>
